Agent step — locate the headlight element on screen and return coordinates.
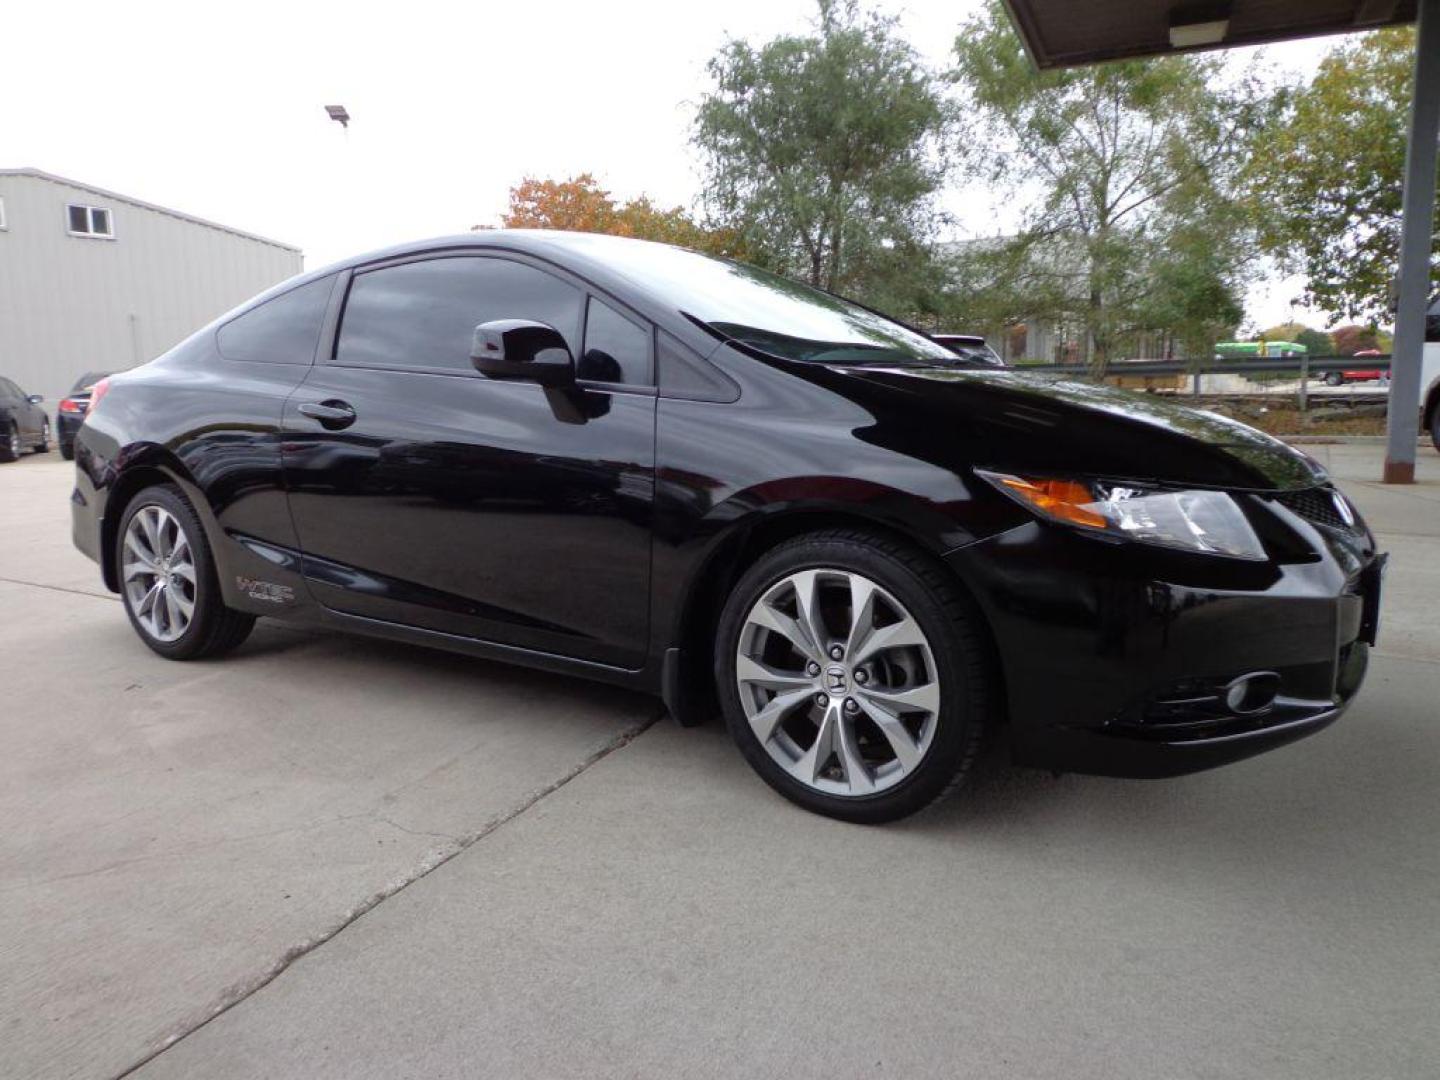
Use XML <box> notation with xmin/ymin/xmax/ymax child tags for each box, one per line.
<box><xmin>978</xmin><ymin>471</ymin><xmax>1267</xmax><ymax>560</ymax></box>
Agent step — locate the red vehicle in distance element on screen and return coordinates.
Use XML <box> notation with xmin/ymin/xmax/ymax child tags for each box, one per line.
<box><xmin>1325</xmin><ymin>349</ymin><xmax>1388</xmax><ymax>386</ymax></box>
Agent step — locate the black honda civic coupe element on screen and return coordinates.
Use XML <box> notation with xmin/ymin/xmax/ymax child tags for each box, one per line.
<box><xmin>71</xmin><ymin>231</ymin><xmax>1383</xmax><ymax>822</ymax></box>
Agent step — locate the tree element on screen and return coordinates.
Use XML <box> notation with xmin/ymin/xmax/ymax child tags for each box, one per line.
<box><xmin>500</xmin><ymin>174</ymin><xmax>616</xmax><ymax>232</ymax></box>
<box><xmin>1259</xmin><ymin>322</ymin><xmax>1333</xmax><ymax>355</ymax></box>
<box><xmin>611</xmin><ymin>196</ymin><xmax>748</xmax><ymax>257</ymax></box>
<box><xmin>693</xmin><ymin>0</ymin><xmax>949</xmax><ymax>310</ymax></box>
<box><xmin>949</xmin><ymin>0</ymin><xmax>1270</xmax><ymax>370</ymax></box>
<box><xmin>1332</xmin><ymin>324</ymin><xmax>1383</xmax><ymax>355</ymax></box>
<box><xmin>493</xmin><ymin>173</ymin><xmax>745</xmax><ymax>258</ymax></box>
<box><xmin>1247</xmin><ymin>28</ymin><xmax>1433</xmax><ymax>324</ymax></box>
<box><xmin>1133</xmin><ymin>223</ymin><xmax>1247</xmax><ymax>361</ymax></box>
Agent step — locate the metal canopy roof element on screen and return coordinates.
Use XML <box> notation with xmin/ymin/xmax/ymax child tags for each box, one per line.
<box><xmin>1002</xmin><ymin>0</ymin><xmax>1419</xmax><ymax>68</ymax></box>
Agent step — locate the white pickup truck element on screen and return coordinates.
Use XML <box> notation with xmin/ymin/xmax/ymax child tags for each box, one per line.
<box><xmin>1423</xmin><ymin>299</ymin><xmax>1440</xmax><ymax>451</ymax></box>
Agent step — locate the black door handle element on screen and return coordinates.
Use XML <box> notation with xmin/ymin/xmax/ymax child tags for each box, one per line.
<box><xmin>298</xmin><ymin>400</ymin><xmax>356</xmax><ymax>430</ymax></box>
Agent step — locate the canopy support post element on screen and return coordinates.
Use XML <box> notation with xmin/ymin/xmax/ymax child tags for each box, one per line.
<box><xmin>1383</xmin><ymin>0</ymin><xmax>1440</xmax><ymax>483</ymax></box>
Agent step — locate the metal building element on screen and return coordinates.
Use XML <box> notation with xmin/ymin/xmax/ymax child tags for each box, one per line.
<box><xmin>0</xmin><ymin>168</ymin><xmax>302</xmax><ymax>403</ymax></box>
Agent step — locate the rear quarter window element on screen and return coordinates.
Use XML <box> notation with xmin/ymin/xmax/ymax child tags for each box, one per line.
<box><xmin>217</xmin><ymin>276</ymin><xmax>335</xmax><ymax>365</ymax></box>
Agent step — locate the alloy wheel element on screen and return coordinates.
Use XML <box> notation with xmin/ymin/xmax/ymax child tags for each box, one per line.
<box><xmin>7</xmin><ymin>427</ymin><xmax>18</xmax><ymax>458</ymax></box>
<box><xmin>122</xmin><ymin>505</ymin><xmax>198</xmax><ymax>643</ymax></box>
<box><xmin>735</xmin><ymin>568</ymin><xmax>941</xmax><ymax>797</ymax></box>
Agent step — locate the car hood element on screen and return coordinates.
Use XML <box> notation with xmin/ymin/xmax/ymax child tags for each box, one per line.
<box><xmin>840</xmin><ymin>367</ymin><xmax>1326</xmax><ymax>491</ymax></box>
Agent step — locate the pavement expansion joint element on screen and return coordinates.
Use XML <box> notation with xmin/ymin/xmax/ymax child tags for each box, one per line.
<box><xmin>0</xmin><ymin>575</ymin><xmax>119</xmax><ymax>601</ymax></box>
<box><xmin>111</xmin><ymin>707</ymin><xmax>665</xmax><ymax>1080</ymax></box>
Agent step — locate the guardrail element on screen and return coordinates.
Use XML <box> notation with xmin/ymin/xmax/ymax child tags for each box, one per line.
<box><xmin>1011</xmin><ymin>355</ymin><xmax>1393</xmax><ymax>415</ymax></box>
<box><xmin>1014</xmin><ymin>355</ymin><xmax>1391</xmax><ymax>377</ymax></box>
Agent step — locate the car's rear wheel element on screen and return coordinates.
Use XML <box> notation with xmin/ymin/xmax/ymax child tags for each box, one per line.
<box><xmin>118</xmin><ymin>484</ymin><xmax>255</xmax><ymax>660</ymax></box>
<box><xmin>715</xmin><ymin>529</ymin><xmax>989</xmax><ymax>823</ymax></box>
<box><xmin>1</xmin><ymin>422</ymin><xmax>19</xmax><ymax>462</ymax></box>
<box><xmin>1430</xmin><ymin>404</ymin><xmax>1440</xmax><ymax>455</ymax></box>
<box><xmin>1324</xmin><ymin>372</ymin><xmax>1344</xmax><ymax>386</ymax></box>
<box><xmin>60</xmin><ymin>441</ymin><xmax>75</xmax><ymax>461</ymax></box>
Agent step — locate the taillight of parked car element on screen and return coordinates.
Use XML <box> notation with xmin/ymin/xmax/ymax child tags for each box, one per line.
<box><xmin>58</xmin><ymin>397</ymin><xmax>86</xmax><ymax>414</ymax></box>
<box><xmin>86</xmin><ymin>378</ymin><xmax>111</xmax><ymax>415</ymax></box>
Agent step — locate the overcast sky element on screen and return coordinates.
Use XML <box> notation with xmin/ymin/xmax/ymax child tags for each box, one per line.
<box><xmin>5</xmin><ymin>0</ymin><xmax>1345</xmax><ymax>331</ymax></box>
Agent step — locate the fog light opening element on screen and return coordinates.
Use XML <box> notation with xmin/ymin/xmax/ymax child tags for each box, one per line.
<box><xmin>1223</xmin><ymin>672</ymin><xmax>1281</xmax><ymax>715</ymax></box>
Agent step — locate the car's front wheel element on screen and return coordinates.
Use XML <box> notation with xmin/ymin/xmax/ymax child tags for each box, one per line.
<box><xmin>118</xmin><ymin>484</ymin><xmax>255</xmax><ymax>660</ymax></box>
<box><xmin>35</xmin><ymin>419</ymin><xmax>50</xmax><ymax>454</ymax></box>
<box><xmin>1324</xmin><ymin>372</ymin><xmax>1344</xmax><ymax>386</ymax></box>
<box><xmin>715</xmin><ymin>530</ymin><xmax>990</xmax><ymax>823</ymax></box>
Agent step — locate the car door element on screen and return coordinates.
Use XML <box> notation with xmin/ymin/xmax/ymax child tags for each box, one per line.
<box><xmin>19</xmin><ymin>383</ymin><xmax>44</xmax><ymax>441</ymax></box>
<box><xmin>282</xmin><ymin>252</ymin><xmax>657</xmax><ymax>669</ymax></box>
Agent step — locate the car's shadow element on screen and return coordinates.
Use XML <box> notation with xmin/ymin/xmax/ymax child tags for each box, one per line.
<box><xmin>192</xmin><ymin>619</ymin><xmax>658</xmax><ymax>718</ymax></box>
<box><xmin>199</xmin><ymin>620</ymin><xmax>1417</xmax><ymax>864</ymax></box>
<box><xmin>899</xmin><ymin>711</ymin><xmax>1425</xmax><ymax>886</ymax></box>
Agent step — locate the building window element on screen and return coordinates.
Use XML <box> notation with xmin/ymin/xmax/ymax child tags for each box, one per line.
<box><xmin>67</xmin><ymin>204</ymin><xmax>114</xmax><ymax>238</ymax></box>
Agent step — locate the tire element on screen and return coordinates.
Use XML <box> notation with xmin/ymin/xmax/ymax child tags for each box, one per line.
<box><xmin>715</xmin><ymin>529</ymin><xmax>990</xmax><ymax>824</ymax></box>
<box><xmin>1324</xmin><ymin>372</ymin><xmax>1344</xmax><ymax>387</ymax></box>
<box><xmin>0</xmin><ymin>422</ymin><xmax>19</xmax><ymax>463</ymax></box>
<box><xmin>1431</xmin><ymin>406</ymin><xmax>1440</xmax><ymax>455</ymax></box>
<box><xmin>34</xmin><ymin>419</ymin><xmax>50</xmax><ymax>454</ymax></box>
<box><xmin>60</xmin><ymin>441</ymin><xmax>75</xmax><ymax>461</ymax></box>
<box><xmin>116</xmin><ymin>484</ymin><xmax>256</xmax><ymax>660</ymax></box>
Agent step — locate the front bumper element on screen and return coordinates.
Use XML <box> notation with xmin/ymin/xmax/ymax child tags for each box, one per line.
<box><xmin>947</xmin><ymin>499</ymin><xmax>1383</xmax><ymax>779</ymax></box>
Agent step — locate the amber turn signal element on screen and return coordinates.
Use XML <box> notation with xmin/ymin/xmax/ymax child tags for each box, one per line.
<box><xmin>993</xmin><ymin>475</ymin><xmax>1107</xmax><ymax>530</ymax></box>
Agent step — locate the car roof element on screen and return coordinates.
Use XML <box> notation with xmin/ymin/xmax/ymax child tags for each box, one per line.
<box><xmin>255</xmin><ymin>231</ymin><xmax>720</xmax><ymax>323</ymax></box>
<box><xmin>315</xmin><ymin>230</ymin><xmax>690</xmax><ymax>283</ymax></box>
<box><xmin>70</xmin><ymin>371</ymin><xmax>113</xmax><ymax>392</ymax></box>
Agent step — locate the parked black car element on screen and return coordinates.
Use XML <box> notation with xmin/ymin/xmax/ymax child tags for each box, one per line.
<box><xmin>933</xmin><ymin>333</ymin><xmax>1006</xmax><ymax>366</ymax></box>
<box><xmin>71</xmin><ymin>232</ymin><xmax>1383</xmax><ymax>822</ymax></box>
<box><xmin>56</xmin><ymin>372</ymin><xmax>113</xmax><ymax>460</ymax></box>
<box><xmin>0</xmin><ymin>376</ymin><xmax>50</xmax><ymax>461</ymax></box>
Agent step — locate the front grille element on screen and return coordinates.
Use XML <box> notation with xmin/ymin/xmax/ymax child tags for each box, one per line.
<box><xmin>1274</xmin><ymin>487</ymin><xmax>1351</xmax><ymax>531</ymax></box>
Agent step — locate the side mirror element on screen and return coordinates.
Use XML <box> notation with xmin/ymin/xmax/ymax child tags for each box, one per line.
<box><xmin>27</xmin><ymin>394</ymin><xmax>43</xmax><ymax>404</ymax></box>
<box><xmin>471</xmin><ymin>319</ymin><xmax>574</xmax><ymax>387</ymax></box>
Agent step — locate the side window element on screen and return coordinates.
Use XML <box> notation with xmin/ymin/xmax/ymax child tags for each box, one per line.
<box><xmin>1427</xmin><ymin>296</ymin><xmax>1440</xmax><ymax>344</ymax></box>
<box><xmin>657</xmin><ymin>331</ymin><xmax>739</xmax><ymax>402</ymax></box>
<box><xmin>217</xmin><ymin>276</ymin><xmax>334</xmax><ymax>364</ymax></box>
<box><xmin>335</xmin><ymin>256</ymin><xmax>583</xmax><ymax>374</ymax></box>
<box><xmin>579</xmin><ymin>296</ymin><xmax>651</xmax><ymax>386</ymax></box>
<box><xmin>0</xmin><ymin>378</ymin><xmax>18</xmax><ymax>400</ymax></box>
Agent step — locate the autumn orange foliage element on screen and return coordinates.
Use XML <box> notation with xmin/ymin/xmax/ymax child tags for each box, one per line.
<box><xmin>497</xmin><ymin>174</ymin><xmax>746</xmax><ymax>258</ymax></box>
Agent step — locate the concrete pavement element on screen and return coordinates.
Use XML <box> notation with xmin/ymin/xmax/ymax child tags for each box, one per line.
<box><xmin>1</xmin><ymin>445</ymin><xmax>1437</xmax><ymax>1079</ymax></box>
<box><xmin>0</xmin><ymin>457</ymin><xmax>657</xmax><ymax>1080</ymax></box>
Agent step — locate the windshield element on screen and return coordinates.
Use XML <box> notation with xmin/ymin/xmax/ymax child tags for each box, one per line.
<box><xmin>558</xmin><ymin>235</ymin><xmax>955</xmax><ymax>366</ymax></box>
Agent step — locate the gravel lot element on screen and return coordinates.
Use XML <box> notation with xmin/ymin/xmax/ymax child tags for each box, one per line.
<box><xmin>2</xmin><ymin>446</ymin><xmax>1437</xmax><ymax>1080</ymax></box>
